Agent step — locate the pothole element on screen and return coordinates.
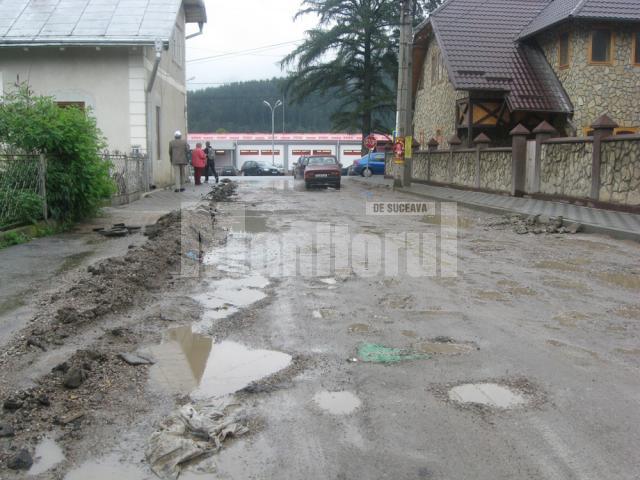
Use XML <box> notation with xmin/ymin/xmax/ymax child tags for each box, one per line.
<box><xmin>29</xmin><ymin>437</ymin><xmax>65</xmax><ymax>476</ymax></box>
<box><xmin>149</xmin><ymin>326</ymin><xmax>291</xmax><ymax>399</ymax></box>
<box><xmin>348</xmin><ymin>323</ymin><xmax>370</xmax><ymax>334</ymax></box>
<box><xmin>313</xmin><ymin>391</ymin><xmax>361</xmax><ymax>415</ymax></box>
<box><xmin>413</xmin><ymin>339</ymin><xmax>476</xmax><ymax>355</ymax></box>
<box><xmin>448</xmin><ymin>383</ymin><xmax>527</xmax><ymax>409</ymax></box>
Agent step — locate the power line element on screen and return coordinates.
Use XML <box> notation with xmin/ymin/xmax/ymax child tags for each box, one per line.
<box><xmin>187</xmin><ymin>39</ymin><xmax>304</xmax><ymax>64</ymax></box>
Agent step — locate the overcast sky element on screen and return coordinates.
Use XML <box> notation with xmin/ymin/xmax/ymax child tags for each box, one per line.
<box><xmin>185</xmin><ymin>0</ymin><xmax>318</xmax><ymax>90</ymax></box>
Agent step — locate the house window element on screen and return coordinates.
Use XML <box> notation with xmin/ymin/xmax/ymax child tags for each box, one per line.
<box><xmin>589</xmin><ymin>29</ymin><xmax>613</xmax><ymax>64</ymax></box>
<box><xmin>559</xmin><ymin>32</ymin><xmax>570</xmax><ymax>68</ymax></box>
<box><xmin>633</xmin><ymin>31</ymin><xmax>640</xmax><ymax>65</ymax></box>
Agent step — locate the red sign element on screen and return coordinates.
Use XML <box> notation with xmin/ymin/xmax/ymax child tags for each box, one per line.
<box><xmin>364</xmin><ymin>134</ymin><xmax>377</xmax><ymax>151</ymax></box>
<box><xmin>394</xmin><ymin>138</ymin><xmax>405</xmax><ymax>157</ymax></box>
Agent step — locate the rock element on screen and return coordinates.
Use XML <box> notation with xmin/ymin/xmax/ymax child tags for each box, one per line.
<box><xmin>514</xmin><ymin>225</ymin><xmax>529</xmax><ymax>235</ymax></box>
<box><xmin>26</xmin><ymin>336</ymin><xmax>47</xmax><ymax>351</ymax></box>
<box><xmin>56</xmin><ymin>410</ymin><xmax>85</xmax><ymax>425</ymax></box>
<box><xmin>552</xmin><ymin>216</ymin><xmax>564</xmax><ymax>228</ymax></box>
<box><xmin>37</xmin><ymin>394</ymin><xmax>51</xmax><ymax>407</ymax></box>
<box><xmin>0</xmin><ymin>422</ymin><xmax>15</xmax><ymax>438</ymax></box>
<box><xmin>52</xmin><ymin>361</ymin><xmax>69</xmax><ymax>374</ymax></box>
<box><xmin>63</xmin><ymin>368</ymin><xmax>87</xmax><ymax>389</ymax></box>
<box><xmin>568</xmin><ymin>223</ymin><xmax>582</xmax><ymax>234</ymax></box>
<box><xmin>118</xmin><ymin>352</ymin><xmax>155</xmax><ymax>366</ymax></box>
<box><xmin>3</xmin><ymin>397</ymin><xmax>23</xmax><ymax>411</ymax></box>
<box><xmin>537</xmin><ymin>215</ymin><xmax>550</xmax><ymax>224</ymax></box>
<box><xmin>7</xmin><ymin>449</ymin><xmax>33</xmax><ymax>470</ymax></box>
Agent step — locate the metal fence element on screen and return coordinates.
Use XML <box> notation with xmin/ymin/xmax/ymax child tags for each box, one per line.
<box><xmin>0</xmin><ymin>153</ymin><xmax>47</xmax><ymax>228</ymax></box>
<box><xmin>103</xmin><ymin>153</ymin><xmax>149</xmax><ymax>205</ymax></box>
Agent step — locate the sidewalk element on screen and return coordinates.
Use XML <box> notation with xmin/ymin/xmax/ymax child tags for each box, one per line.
<box><xmin>349</xmin><ymin>176</ymin><xmax>640</xmax><ymax>241</ymax></box>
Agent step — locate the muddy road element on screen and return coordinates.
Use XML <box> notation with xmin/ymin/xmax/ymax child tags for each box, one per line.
<box><xmin>1</xmin><ymin>177</ymin><xmax>640</xmax><ymax>479</ymax></box>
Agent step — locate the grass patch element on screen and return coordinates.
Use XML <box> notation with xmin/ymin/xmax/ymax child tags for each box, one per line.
<box><xmin>0</xmin><ymin>221</ymin><xmax>66</xmax><ymax>250</ymax></box>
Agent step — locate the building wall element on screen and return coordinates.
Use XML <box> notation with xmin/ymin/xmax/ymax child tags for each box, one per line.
<box><xmin>144</xmin><ymin>7</ymin><xmax>188</xmax><ymax>187</ymax></box>
<box><xmin>413</xmin><ymin>40</ymin><xmax>464</xmax><ymax>149</ymax></box>
<box><xmin>0</xmin><ymin>47</ymin><xmax>131</xmax><ymax>152</ymax></box>
<box><xmin>537</xmin><ymin>21</ymin><xmax>640</xmax><ymax>135</ymax></box>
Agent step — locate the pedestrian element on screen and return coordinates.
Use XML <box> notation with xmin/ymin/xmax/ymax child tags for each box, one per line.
<box><xmin>169</xmin><ymin>131</ymin><xmax>189</xmax><ymax>192</ymax></box>
<box><xmin>204</xmin><ymin>141</ymin><xmax>219</xmax><ymax>184</ymax></box>
<box><xmin>191</xmin><ymin>142</ymin><xmax>207</xmax><ymax>186</ymax></box>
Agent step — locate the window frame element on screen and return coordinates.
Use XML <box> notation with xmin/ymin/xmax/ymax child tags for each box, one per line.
<box><xmin>558</xmin><ymin>31</ymin><xmax>571</xmax><ymax>69</ymax></box>
<box><xmin>588</xmin><ymin>28</ymin><xmax>615</xmax><ymax>65</ymax></box>
<box><xmin>633</xmin><ymin>30</ymin><xmax>640</xmax><ymax>66</ymax></box>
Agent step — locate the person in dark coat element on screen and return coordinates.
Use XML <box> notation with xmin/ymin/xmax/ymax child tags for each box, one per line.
<box><xmin>204</xmin><ymin>141</ymin><xmax>219</xmax><ymax>184</ymax></box>
<box><xmin>169</xmin><ymin>130</ymin><xmax>189</xmax><ymax>192</ymax></box>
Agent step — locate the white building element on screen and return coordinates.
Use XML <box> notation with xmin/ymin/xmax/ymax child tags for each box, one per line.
<box><xmin>188</xmin><ymin>133</ymin><xmax>391</xmax><ymax>171</ymax></box>
<box><xmin>0</xmin><ymin>0</ymin><xmax>206</xmax><ymax>188</ymax></box>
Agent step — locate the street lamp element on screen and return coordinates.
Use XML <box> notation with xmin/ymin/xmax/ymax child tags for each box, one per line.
<box><xmin>263</xmin><ymin>100</ymin><xmax>283</xmax><ymax>165</ymax></box>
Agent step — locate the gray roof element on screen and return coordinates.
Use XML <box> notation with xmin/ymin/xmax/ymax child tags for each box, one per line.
<box><xmin>0</xmin><ymin>0</ymin><xmax>206</xmax><ymax>47</ymax></box>
<box><xmin>519</xmin><ymin>0</ymin><xmax>640</xmax><ymax>39</ymax></box>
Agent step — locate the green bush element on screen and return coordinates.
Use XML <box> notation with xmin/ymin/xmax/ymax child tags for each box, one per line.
<box><xmin>0</xmin><ymin>86</ymin><xmax>114</xmax><ymax>222</ymax></box>
<box><xmin>0</xmin><ymin>189</ymin><xmax>43</xmax><ymax>225</ymax></box>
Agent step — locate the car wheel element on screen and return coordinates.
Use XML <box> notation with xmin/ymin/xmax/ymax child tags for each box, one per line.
<box><xmin>362</xmin><ymin>167</ymin><xmax>373</xmax><ymax>177</ymax></box>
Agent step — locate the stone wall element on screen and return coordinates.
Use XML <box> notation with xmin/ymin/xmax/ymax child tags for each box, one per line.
<box><xmin>599</xmin><ymin>137</ymin><xmax>640</xmax><ymax>206</ymax></box>
<box><xmin>479</xmin><ymin>149</ymin><xmax>512</xmax><ymax>192</ymax></box>
<box><xmin>540</xmin><ymin>140</ymin><xmax>593</xmax><ymax>198</ymax></box>
<box><xmin>537</xmin><ymin>22</ymin><xmax>640</xmax><ymax>135</ymax></box>
<box><xmin>430</xmin><ymin>152</ymin><xmax>450</xmax><ymax>183</ymax></box>
<box><xmin>413</xmin><ymin>40</ymin><xmax>466</xmax><ymax>149</ymax></box>
<box><xmin>451</xmin><ymin>150</ymin><xmax>476</xmax><ymax>187</ymax></box>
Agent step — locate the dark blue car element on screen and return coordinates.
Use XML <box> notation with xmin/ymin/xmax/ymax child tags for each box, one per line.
<box><xmin>351</xmin><ymin>152</ymin><xmax>386</xmax><ymax>177</ymax></box>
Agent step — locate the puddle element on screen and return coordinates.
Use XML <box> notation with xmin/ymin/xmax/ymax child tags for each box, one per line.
<box><xmin>150</xmin><ymin>327</ymin><xmax>291</xmax><ymax>398</ymax></box>
<box><xmin>56</xmin><ymin>251</ymin><xmax>94</xmax><ymax>274</ymax></box>
<box><xmin>65</xmin><ymin>455</ymin><xmax>151</xmax><ymax>480</ymax></box>
<box><xmin>473</xmin><ymin>290</ymin><xmax>508</xmax><ymax>302</ymax></box>
<box><xmin>348</xmin><ymin>323</ymin><xmax>370</xmax><ymax>334</ymax></box>
<box><xmin>357</xmin><ymin>343</ymin><xmax>428</xmax><ymax>363</ymax></box>
<box><xmin>413</xmin><ymin>340</ymin><xmax>475</xmax><ymax>355</ymax></box>
<box><xmin>496</xmin><ymin>280</ymin><xmax>537</xmax><ymax>296</ymax></box>
<box><xmin>29</xmin><ymin>437</ymin><xmax>65</xmax><ymax>476</ymax></box>
<box><xmin>401</xmin><ymin>330</ymin><xmax>418</xmax><ymax>338</ymax></box>
<box><xmin>320</xmin><ymin>278</ymin><xmax>337</xmax><ymax>285</ymax></box>
<box><xmin>542</xmin><ymin>278</ymin><xmax>591</xmax><ymax>294</ymax></box>
<box><xmin>313</xmin><ymin>391</ymin><xmax>361</xmax><ymax>415</ymax></box>
<box><xmin>312</xmin><ymin>310</ymin><xmax>323</xmax><ymax>319</ymax></box>
<box><xmin>448</xmin><ymin>383</ymin><xmax>527</xmax><ymax>409</ymax></box>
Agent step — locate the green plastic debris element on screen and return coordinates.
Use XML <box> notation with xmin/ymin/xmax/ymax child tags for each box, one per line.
<box><xmin>357</xmin><ymin>343</ymin><xmax>429</xmax><ymax>364</ymax></box>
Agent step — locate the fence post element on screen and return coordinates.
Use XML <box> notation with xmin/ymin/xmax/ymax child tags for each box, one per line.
<box><xmin>509</xmin><ymin>124</ymin><xmax>530</xmax><ymax>197</ymax></box>
<box><xmin>532</xmin><ymin>121</ymin><xmax>557</xmax><ymax>194</ymax></box>
<box><xmin>448</xmin><ymin>134</ymin><xmax>461</xmax><ymax>184</ymax></box>
<box><xmin>590</xmin><ymin>114</ymin><xmax>618</xmax><ymax>201</ymax></box>
<box><xmin>473</xmin><ymin>133</ymin><xmax>490</xmax><ymax>189</ymax></box>
<box><xmin>39</xmin><ymin>154</ymin><xmax>48</xmax><ymax>221</ymax></box>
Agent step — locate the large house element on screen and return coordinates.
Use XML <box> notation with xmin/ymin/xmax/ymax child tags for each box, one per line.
<box><xmin>412</xmin><ymin>0</ymin><xmax>640</xmax><ymax>148</ymax></box>
<box><xmin>0</xmin><ymin>0</ymin><xmax>206</xmax><ymax>187</ymax></box>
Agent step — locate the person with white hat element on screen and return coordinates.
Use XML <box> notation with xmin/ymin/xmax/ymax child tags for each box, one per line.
<box><xmin>169</xmin><ymin>130</ymin><xmax>189</xmax><ymax>192</ymax></box>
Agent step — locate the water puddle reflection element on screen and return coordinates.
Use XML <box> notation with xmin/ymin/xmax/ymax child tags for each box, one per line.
<box><xmin>149</xmin><ymin>326</ymin><xmax>291</xmax><ymax>399</ymax></box>
<box><xmin>448</xmin><ymin>383</ymin><xmax>527</xmax><ymax>409</ymax></box>
<box><xmin>29</xmin><ymin>437</ymin><xmax>65</xmax><ymax>476</ymax></box>
<box><xmin>314</xmin><ymin>391</ymin><xmax>361</xmax><ymax>415</ymax></box>
<box><xmin>64</xmin><ymin>455</ymin><xmax>151</xmax><ymax>480</ymax></box>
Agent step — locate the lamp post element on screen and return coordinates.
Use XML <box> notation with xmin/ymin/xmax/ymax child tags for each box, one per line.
<box><xmin>263</xmin><ymin>100</ymin><xmax>283</xmax><ymax>165</ymax></box>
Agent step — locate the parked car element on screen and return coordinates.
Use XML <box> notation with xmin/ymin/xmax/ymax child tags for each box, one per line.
<box><xmin>220</xmin><ymin>166</ymin><xmax>238</xmax><ymax>176</ymax></box>
<box><xmin>274</xmin><ymin>163</ymin><xmax>286</xmax><ymax>176</ymax></box>
<box><xmin>351</xmin><ymin>152</ymin><xmax>386</xmax><ymax>176</ymax></box>
<box><xmin>293</xmin><ymin>156</ymin><xmax>309</xmax><ymax>179</ymax></box>
<box><xmin>241</xmin><ymin>160</ymin><xmax>280</xmax><ymax>176</ymax></box>
<box><xmin>304</xmin><ymin>155</ymin><xmax>341</xmax><ymax>189</ymax></box>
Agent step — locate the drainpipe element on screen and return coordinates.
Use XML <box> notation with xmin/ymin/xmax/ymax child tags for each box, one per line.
<box><xmin>146</xmin><ymin>39</ymin><xmax>163</xmax><ymax>93</ymax></box>
<box><xmin>186</xmin><ymin>23</ymin><xmax>204</xmax><ymax>40</ymax></box>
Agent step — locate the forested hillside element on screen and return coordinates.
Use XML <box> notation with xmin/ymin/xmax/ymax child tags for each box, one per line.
<box><xmin>187</xmin><ymin>78</ymin><xmax>343</xmax><ymax>133</ymax></box>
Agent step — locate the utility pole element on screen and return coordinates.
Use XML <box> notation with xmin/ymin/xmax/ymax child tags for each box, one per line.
<box><xmin>394</xmin><ymin>0</ymin><xmax>413</xmax><ymax>188</ymax></box>
<box><xmin>263</xmin><ymin>100</ymin><xmax>283</xmax><ymax>165</ymax></box>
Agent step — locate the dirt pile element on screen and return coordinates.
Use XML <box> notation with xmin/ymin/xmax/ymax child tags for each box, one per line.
<box><xmin>484</xmin><ymin>214</ymin><xmax>582</xmax><ymax>235</ymax></box>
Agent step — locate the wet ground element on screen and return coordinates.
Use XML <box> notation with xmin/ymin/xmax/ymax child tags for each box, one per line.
<box><xmin>1</xmin><ymin>177</ymin><xmax>640</xmax><ymax>479</ymax></box>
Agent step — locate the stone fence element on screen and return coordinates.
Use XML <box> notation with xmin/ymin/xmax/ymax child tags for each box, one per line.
<box><xmin>405</xmin><ymin>114</ymin><xmax>640</xmax><ymax>209</ymax></box>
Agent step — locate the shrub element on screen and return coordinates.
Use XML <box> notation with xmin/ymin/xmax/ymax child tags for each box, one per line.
<box><xmin>0</xmin><ymin>86</ymin><xmax>114</xmax><ymax>222</ymax></box>
<box><xmin>0</xmin><ymin>189</ymin><xmax>43</xmax><ymax>225</ymax></box>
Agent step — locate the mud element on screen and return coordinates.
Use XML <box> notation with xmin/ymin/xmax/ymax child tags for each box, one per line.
<box><xmin>313</xmin><ymin>391</ymin><xmax>362</xmax><ymax>415</ymax></box>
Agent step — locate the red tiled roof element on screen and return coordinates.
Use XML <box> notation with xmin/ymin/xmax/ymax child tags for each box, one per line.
<box><xmin>414</xmin><ymin>0</ymin><xmax>573</xmax><ymax>113</ymax></box>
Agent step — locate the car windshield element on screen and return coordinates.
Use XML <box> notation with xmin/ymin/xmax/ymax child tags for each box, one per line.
<box><xmin>257</xmin><ymin>162</ymin><xmax>272</xmax><ymax>168</ymax></box>
<box><xmin>307</xmin><ymin>156</ymin><xmax>337</xmax><ymax>165</ymax></box>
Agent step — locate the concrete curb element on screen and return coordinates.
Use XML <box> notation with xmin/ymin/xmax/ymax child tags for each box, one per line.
<box><xmin>346</xmin><ymin>176</ymin><xmax>640</xmax><ymax>242</ymax></box>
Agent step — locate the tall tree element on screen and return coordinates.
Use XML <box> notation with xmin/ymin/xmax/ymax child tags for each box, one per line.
<box><xmin>281</xmin><ymin>0</ymin><xmax>442</xmax><ymax>138</ymax></box>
